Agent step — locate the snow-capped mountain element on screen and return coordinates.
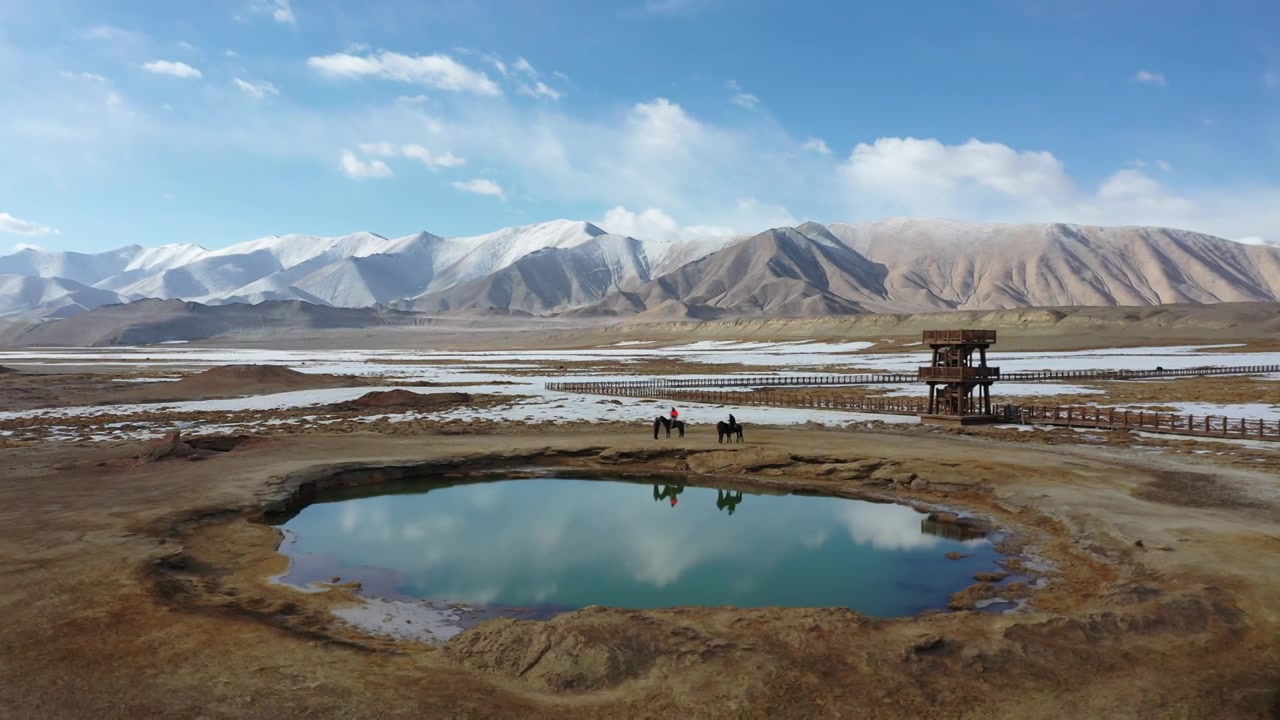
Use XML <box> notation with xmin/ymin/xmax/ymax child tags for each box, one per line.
<box><xmin>2</xmin><ymin>217</ymin><xmax>1279</xmax><ymax>320</ymax></box>
<box><xmin>0</xmin><ymin>274</ymin><xmax>131</xmax><ymax>319</ymax></box>
<box><xmin>0</xmin><ymin>220</ymin><xmax>671</xmax><ymax>317</ymax></box>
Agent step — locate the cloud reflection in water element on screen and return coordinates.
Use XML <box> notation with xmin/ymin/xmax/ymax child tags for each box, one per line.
<box><xmin>278</xmin><ymin>478</ymin><xmax>1000</xmax><ymax>617</ymax></box>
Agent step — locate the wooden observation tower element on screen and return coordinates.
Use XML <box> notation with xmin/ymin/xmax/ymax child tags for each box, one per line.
<box><xmin>918</xmin><ymin>329</ymin><xmax>1000</xmax><ymax>425</ymax></box>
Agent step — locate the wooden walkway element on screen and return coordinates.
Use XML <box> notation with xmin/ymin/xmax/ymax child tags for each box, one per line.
<box><xmin>547</xmin><ymin>363</ymin><xmax>1280</xmax><ymax>393</ymax></box>
<box><xmin>546</xmin><ymin>367</ymin><xmax>1280</xmax><ymax>443</ymax></box>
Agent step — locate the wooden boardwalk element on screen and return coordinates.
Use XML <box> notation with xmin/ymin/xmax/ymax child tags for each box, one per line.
<box><xmin>546</xmin><ymin>367</ymin><xmax>1280</xmax><ymax>443</ymax></box>
<box><xmin>547</xmin><ymin>364</ymin><xmax>1280</xmax><ymax>393</ymax></box>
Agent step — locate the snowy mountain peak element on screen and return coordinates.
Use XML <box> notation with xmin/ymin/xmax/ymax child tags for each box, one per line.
<box><xmin>2</xmin><ymin>218</ymin><xmax>1278</xmax><ymax>321</ymax></box>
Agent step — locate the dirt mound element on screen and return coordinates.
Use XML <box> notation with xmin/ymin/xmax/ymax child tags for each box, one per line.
<box><xmin>327</xmin><ymin>390</ymin><xmax>472</xmax><ymax>412</ymax></box>
<box><xmin>169</xmin><ymin>365</ymin><xmax>326</xmax><ymax>392</ymax></box>
<box><xmin>0</xmin><ymin>365</ymin><xmax>14</xmax><ymax>374</ymax></box>
<box><xmin>445</xmin><ymin>607</ymin><xmax>668</xmax><ymax>692</ymax></box>
<box><xmin>133</xmin><ymin>430</ymin><xmax>255</xmax><ymax>464</ymax></box>
<box><xmin>134</xmin><ymin>364</ymin><xmax>367</xmax><ymax>401</ymax></box>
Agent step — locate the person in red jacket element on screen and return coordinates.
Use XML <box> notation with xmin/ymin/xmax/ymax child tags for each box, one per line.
<box><xmin>670</xmin><ymin>407</ymin><xmax>679</xmax><ymax>423</ymax></box>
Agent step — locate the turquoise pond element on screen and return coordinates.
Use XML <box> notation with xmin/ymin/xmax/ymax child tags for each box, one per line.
<box><xmin>273</xmin><ymin>477</ymin><xmax>1009</xmax><ymax>619</ymax></box>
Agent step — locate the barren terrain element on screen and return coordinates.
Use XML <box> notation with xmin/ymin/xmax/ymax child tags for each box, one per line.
<box><xmin>1</xmin><ymin>326</ymin><xmax>1279</xmax><ymax>718</ymax></box>
<box><xmin>1</xmin><ymin>425</ymin><xmax>1278</xmax><ymax>718</ymax></box>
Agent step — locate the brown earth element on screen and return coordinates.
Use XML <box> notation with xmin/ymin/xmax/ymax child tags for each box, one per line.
<box><xmin>325</xmin><ymin>389</ymin><xmax>473</xmax><ymax>411</ymax></box>
<box><xmin>160</xmin><ymin>364</ymin><xmax>349</xmax><ymax>394</ymax></box>
<box><xmin>0</xmin><ymin>393</ymin><xmax>526</xmax><ymax>444</ymax></box>
<box><xmin>1</xmin><ymin>426</ymin><xmax>1278</xmax><ymax>718</ymax></box>
<box><xmin>0</xmin><ymin>365</ymin><xmax>489</xmax><ymax>412</ymax></box>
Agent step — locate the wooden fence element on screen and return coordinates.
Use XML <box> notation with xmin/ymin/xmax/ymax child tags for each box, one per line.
<box><xmin>1007</xmin><ymin>405</ymin><xmax>1280</xmax><ymax>441</ymax></box>
<box><xmin>546</xmin><ymin>364</ymin><xmax>1280</xmax><ymax>393</ymax></box>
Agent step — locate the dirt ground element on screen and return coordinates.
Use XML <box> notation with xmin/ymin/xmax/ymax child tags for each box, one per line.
<box><xmin>1</xmin><ymin>423</ymin><xmax>1278</xmax><ymax>719</ymax></box>
<box><xmin>0</xmin><ymin>364</ymin><xmax>492</xmax><ymax>413</ymax></box>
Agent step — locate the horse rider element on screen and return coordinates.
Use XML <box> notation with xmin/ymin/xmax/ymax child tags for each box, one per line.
<box><xmin>728</xmin><ymin>413</ymin><xmax>736</xmax><ymax>427</ymax></box>
<box><xmin>670</xmin><ymin>407</ymin><xmax>679</xmax><ymax>424</ymax></box>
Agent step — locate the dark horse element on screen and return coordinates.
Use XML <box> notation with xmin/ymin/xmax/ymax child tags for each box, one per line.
<box><xmin>716</xmin><ymin>421</ymin><xmax>744</xmax><ymax>443</ymax></box>
<box><xmin>653</xmin><ymin>416</ymin><xmax>686</xmax><ymax>439</ymax></box>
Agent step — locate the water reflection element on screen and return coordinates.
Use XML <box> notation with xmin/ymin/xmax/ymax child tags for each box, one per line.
<box><xmin>653</xmin><ymin>484</ymin><xmax>684</xmax><ymax>506</ymax></box>
<box><xmin>277</xmin><ymin>478</ymin><xmax>1001</xmax><ymax>618</ymax></box>
<box><xmin>920</xmin><ymin>516</ymin><xmax>989</xmax><ymax>542</ymax></box>
<box><xmin>716</xmin><ymin>489</ymin><xmax>745</xmax><ymax>516</ymax></box>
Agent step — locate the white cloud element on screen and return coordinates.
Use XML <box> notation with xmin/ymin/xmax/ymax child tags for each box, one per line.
<box><xmin>83</xmin><ymin>25</ymin><xmax>146</xmax><ymax>46</ymax></box>
<box><xmin>1238</xmin><ymin>236</ymin><xmax>1280</xmax><ymax>247</ymax></box>
<box><xmin>401</xmin><ymin>144</ymin><xmax>465</xmax><ymax>169</ymax></box>
<box><xmin>484</xmin><ymin>54</ymin><xmax>508</xmax><ymax>77</ymax></box>
<box><xmin>1156</xmin><ymin>160</ymin><xmax>1173</xmax><ymax>172</ymax></box>
<box><xmin>837</xmin><ymin>136</ymin><xmax>1280</xmax><ymax>244</ymax></box>
<box><xmin>503</xmin><ymin>57</ymin><xmax>562</xmax><ymax>100</ymax></box>
<box><xmin>357</xmin><ymin>141</ymin><xmax>396</xmax><ymax>156</ymax></box>
<box><xmin>452</xmin><ymin>178</ymin><xmax>505</xmax><ymax>199</ymax></box>
<box><xmin>725</xmin><ymin>80</ymin><xmax>758</xmax><ymax>108</ymax></box>
<box><xmin>0</xmin><ymin>212</ymin><xmax>59</xmax><ymax>236</ymax></box>
<box><xmin>339</xmin><ymin>151</ymin><xmax>392</xmax><ymax>179</ymax></box>
<box><xmin>249</xmin><ymin>0</ymin><xmax>295</xmax><ymax>25</ymax></box>
<box><xmin>599</xmin><ymin>200</ymin><xmax>794</xmax><ymax>241</ymax></box>
<box><xmin>802</xmin><ymin>137</ymin><xmax>832</xmax><ymax>155</ymax></box>
<box><xmin>307</xmin><ymin>51</ymin><xmax>501</xmax><ymax>95</ymax></box>
<box><xmin>61</xmin><ymin>71</ymin><xmax>110</xmax><ymax>84</ymax></box>
<box><xmin>1264</xmin><ymin>71</ymin><xmax>1280</xmax><ymax>91</ymax></box>
<box><xmin>224</xmin><ymin>49</ymin><xmax>239</xmax><ymax>58</ymax></box>
<box><xmin>11</xmin><ymin>242</ymin><xmax>43</xmax><ymax>252</ymax></box>
<box><xmin>354</xmin><ymin>142</ymin><xmax>464</xmax><ymax>169</ymax></box>
<box><xmin>512</xmin><ymin>57</ymin><xmax>536</xmax><ymax>76</ymax></box>
<box><xmin>142</xmin><ymin>60</ymin><xmax>203</xmax><ymax>79</ymax></box>
<box><xmin>176</xmin><ymin>41</ymin><xmax>199</xmax><ymax>53</ymax></box>
<box><xmin>598</xmin><ymin>206</ymin><xmax>732</xmax><ymax>240</ymax></box>
<box><xmin>414</xmin><ymin>95</ymin><xmax>809</xmax><ymax>235</ymax></box>
<box><xmin>842</xmin><ymin>137</ymin><xmax>1074</xmax><ymax>210</ymax></box>
<box><xmin>232</xmin><ymin>78</ymin><xmax>279</xmax><ymax>99</ymax></box>
<box><xmin>1133</xmin><ymin>69</ymin><xmax>1167</xmax><ymax>88</ymax></box>
<box><xmin>518</xmin><ymin>81</ymin><xmax>562</xmax><ymax>100</ymax></box>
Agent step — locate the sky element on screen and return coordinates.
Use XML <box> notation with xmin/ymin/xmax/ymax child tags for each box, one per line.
<box><xmin>1</xmin><ymin>0</ymin><xmax>1279</xmax><ymax>253</ymax></box>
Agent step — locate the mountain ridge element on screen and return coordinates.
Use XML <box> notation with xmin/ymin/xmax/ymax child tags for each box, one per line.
<box><xmin>3</xmin><ymin>217</ymin><xmax>1279</xmax><ymax>320</ymax></box>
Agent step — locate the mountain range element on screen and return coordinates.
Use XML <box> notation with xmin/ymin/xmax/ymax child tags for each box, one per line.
<box><xmin>3</xmin><ymin>217</ymin><xmax>1279</xmax><ymax>321</ymax></box>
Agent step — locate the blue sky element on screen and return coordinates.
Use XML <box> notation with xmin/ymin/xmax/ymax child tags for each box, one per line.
<box><xmin>1</xmin><ymin>0</ymin><xmax>1278</xmax><ymax>252</ymax></box>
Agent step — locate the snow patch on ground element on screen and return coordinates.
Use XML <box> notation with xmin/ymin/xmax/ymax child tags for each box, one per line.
<box><xmin>332</xmin><ymin>597</ymin><xmax>467</xmax><ymax>644</ymax></box>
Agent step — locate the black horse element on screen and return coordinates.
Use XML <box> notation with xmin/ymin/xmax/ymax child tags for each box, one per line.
<box><xmin>716</xmin><ymin>420</ymin><xmax>744</xmax><ymax>443</ymax></box>
<box><xmin>653</xmin><ymin>416</ymin><xmax>686</xmax><ymax>439</ymax></box>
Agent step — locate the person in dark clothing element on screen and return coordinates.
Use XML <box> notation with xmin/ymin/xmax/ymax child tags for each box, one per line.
<box><xmin>728</xmin><ymin>413</ymin><xmax>736</xmax><ymax>426</ymax></box>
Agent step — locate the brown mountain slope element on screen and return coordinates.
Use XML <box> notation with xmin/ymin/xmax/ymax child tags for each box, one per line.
<box><xmin>576</xmin><ymin>220</ymin><xmax>1280</xmax><ymax>318</ymax></box>
<box><xmin>815</xmin><ymin>219</ymin><xmax>1280</xmax><ymax>311</ymax></box>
